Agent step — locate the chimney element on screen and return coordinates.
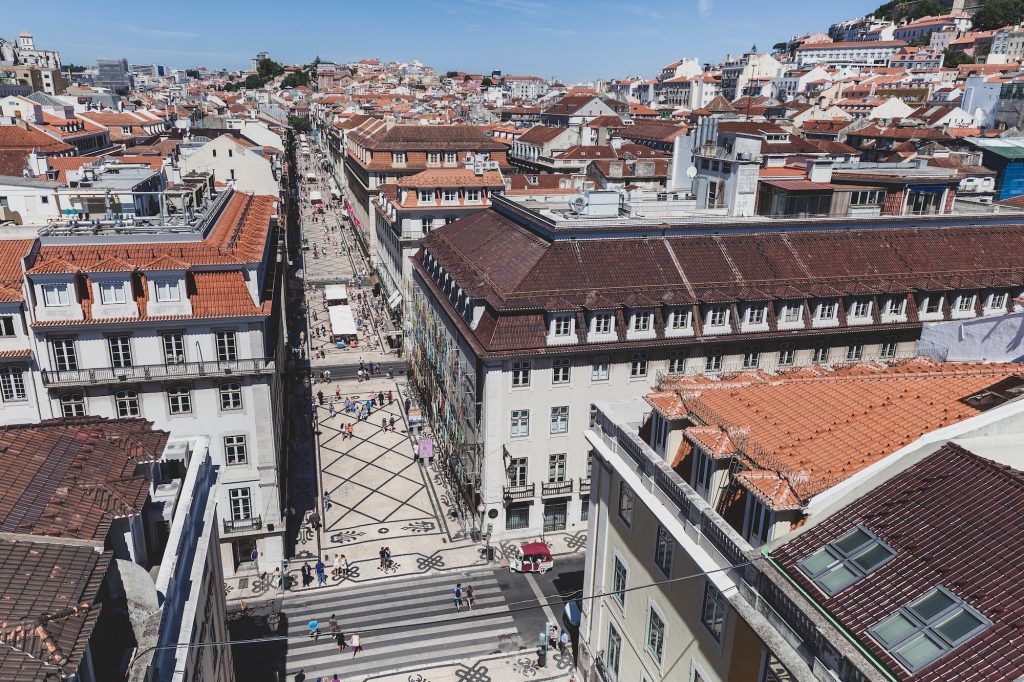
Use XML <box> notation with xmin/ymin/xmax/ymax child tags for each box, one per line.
<box><xmin>805</xmin><ymin>158</ymin><xmax>833</xmax><ymax>184</ymax></box>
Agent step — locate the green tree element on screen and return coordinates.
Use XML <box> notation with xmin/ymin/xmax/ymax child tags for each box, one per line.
<box><xmin>481</xmin><ymin>77</ymin><xmax>493</xmax><ymax>87</ymax></box>
<box><xmin>973</xmin><ymin>0</ymin><xmax>1024</xmax><ymax>30</ymax></box>
<box><xmin>244</xmin><ymin>74</ymin><xmax>264</xmax><ymax>89</ymax></box>
<box><xmin>288</xmin><ymin>115</ymin><xmax>312</xmax><ymax>132</ymax></box>
<box><xmin>907</xmin><ymin>34</ymin><xmax>932</xmax><ymax>47</ymax></box>
<box><xmin>281</xmin><ymin>70</ymin><xmax>310</xmax><ymax>88</ymax></box>
<box><xmin>772</xmin><ymin>42</ymin><xmax>788</xmax><ymax>51</ymax></box>
<box><xmin>909</xmin><ymin>0</ymin><xmax>943</xmax><ymax>18</ymax></box>
<box><xmin>256</xmin><ymin>57</ymin><xmax>284</xmax><ymax>81</ymax></box>
<box><xmin>943</xmin><ymin>48</ymin><xmax>974</xmax><ymax>67</ymax></box>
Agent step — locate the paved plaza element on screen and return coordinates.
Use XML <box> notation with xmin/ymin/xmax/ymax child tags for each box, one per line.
<box><xmin>226</xmin><ymin>147</ymin><xmax>588</xmax><ymax>681</ymax></box>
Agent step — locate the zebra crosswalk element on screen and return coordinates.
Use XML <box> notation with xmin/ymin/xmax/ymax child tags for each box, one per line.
<box><xmin>282</xmin><ymin>570</ymin><xmax>522</xmax><ymax>680</ymax></box>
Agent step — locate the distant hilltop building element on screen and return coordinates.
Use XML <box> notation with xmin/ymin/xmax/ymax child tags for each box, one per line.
<box><xmin>0</xmin><ymin>31</ymin><xmax>67</xmax><ymax>95</ymax></box>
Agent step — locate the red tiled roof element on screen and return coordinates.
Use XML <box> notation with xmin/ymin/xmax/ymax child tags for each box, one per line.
<box><xmin>0</xmin><ymin>417</ymin><xmax>167</xmax><ymax>542</ymax></box>
<box><xmin>653</xmin><ymin>360</ymin><xmax>1020</xmax><ymax>506</ymax></box>
<box><xmin>0</xmin><ymin>539</ymin><xmax>111</xmax><ymax>678</ymax></box>
<box><xmin>27</xmin><ymin>192</ymin><xmax>276</xmax><ymax>274</ymax></box>
<box><xmin>773</xmin><ymin>442</ymin><xmax>1024</xmax><ymax>682</ymax></box>
<box><xmin>0</xmin><ymin>239</ymin><xmax>33</xmax><ymax>302</ymax></box>
<box><xmin>517</xmin><ymin>125</ymin><xmax>566</xmax><ymax>145</ymax></box>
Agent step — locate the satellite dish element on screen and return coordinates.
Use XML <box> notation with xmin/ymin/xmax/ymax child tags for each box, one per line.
<box><xmin>686</xmin><ymin>166</ymin><xmax>698</xmax><ymax>179</ymax></box>
<box><xmin>569</xmin><ymin>195</ymin><xmax>588</xmax><ymax>214</ymax></box>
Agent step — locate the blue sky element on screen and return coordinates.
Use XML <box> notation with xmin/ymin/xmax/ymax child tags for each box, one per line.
<box><xmin>10</xmin><ymin>0</ymin><xmax>879</xmax><ymax>82</ymax></box>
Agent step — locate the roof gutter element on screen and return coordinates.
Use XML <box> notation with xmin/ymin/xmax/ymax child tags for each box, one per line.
<box><xmin>761</xmin><ymin>548</ymin><xmax>899</xmax><ymax>682</ymax></box>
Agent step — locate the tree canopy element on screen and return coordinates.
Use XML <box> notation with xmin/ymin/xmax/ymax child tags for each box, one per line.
<box><xmin>943</xmin><ymin>48</ymin><xmax>974</xmax><ymax>68</ymax></box>
<box><xmin>288</xmin><ymin>115</ymin><xmax>312</xmax><ymax>132</ymax></box>
<box><xmin>973</xmin><ymin>0</ymin><xmax>1024</xmax><ymax>30</ymax></box>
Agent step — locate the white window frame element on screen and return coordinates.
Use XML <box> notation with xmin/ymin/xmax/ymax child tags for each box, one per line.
<box><xmin>418</xmin><ymin>189</ymin><xmax>435</xmax><ymax>203</ymax></box>
<box><xmin>846</xmin><ymin>344</ymin><xmax>864</xmax><ymax>361</ymax></box>
<box><xmin>550</xmin><ymin>405</ymin><xmax>569</xmax><ymax>434</ymax></box>
<box><xmin>115</xmin><ymin>389</ymin><xmax>140</xmax><ymax>417</ymax></box>
<box><xmin>707</xmin><ymin>306</ymin><xmax>729</xmax><ymax>327</ymax></box>
<box><xmin>630</xmin><ymin>353</ymin><xmax>648</xmax><ymax>379</ymax></box>
<box><xmin>706</xmin><ymin>350</ymin><xmax>723</xmax><ymax>372</ymax></box>
<box><xmin>817</xmin><ymin>300</ymin><xmax>838</xmax><ymax>321</ymax></box>
<box><xmin>547</xmin><ymin>452</ymin><xmax>567</xmax><ymax>482</ymax></box>
<box><xmin>779</xmin><ymin>344</ymin><xmax>795</xmax><ymax>367</ymax></box>
<box><xmin>667</xmin><ymin>350</ymin><xmax>685</xmax><ymax>374</ymax></box>
<box><xmin>392</xmin><ymin>152</ymin><xmax>406</xmax><ymax>165</ymax></box>
<box><xmin>216</xmin><ymin>330</ymin><xmax>237</xmax><ymax>362</ymax></box>
<box><xmin>745</xmin><ymin>305</ymin><xmax>766</xmax><ymax>325</ymax></box>
<box><xmin>552</xmin><ymin>315</ymin><xmax>573</xmax><ymax>337</ymax></box>
<box><xmin>592</xmin><ymin>355</ymin><xmax>610</xmax><ymax>382</ymax></box>
<box><xmin>52</xmin><ymin>337</ymin><xmax>78</xmax><ymax>371</ymax></box>
<box><xmin>168</xmin><ymin>385</ymin><xmax>192</xmax><ymax>414</ymax></box>
<box><xmin>427</xmin><ymin>152</ymin><xmax>440</xmax><ymax>166</ymax></box>
<box><xmin>851</xmin><ymin>299</ymin><xmax>872</xmax><ymax>318</ymax></box>
<box><xmin>987</xmin><ymin>292</ymin><xmax>1007</xmax><ymax>311</ymax></box>
<box><xmin>955</xmin><ymin>293</ymin><xmax>975</xmax><ymax>313</ymax></box>
<box><xmin>154</xmin><ymin>279</ymin><xmax>181</xmax><ymax>303</ymax></box>
<box><xmin>646</xmin><ymin>603</ymin><xmax>667</xmax><ymax>666</ymax></box>
<box><xmin>0</xmin><ymin>315</ymin><xmax>14</xmax><ymax>337</ymax></box>
<box><xmin>781</xmin><ymin>303</ymin><xmax>802</xmax><ymax>324</ymax></box>
<box><xmin>108</xmin><ymin>335</ymin><xmax>133</xmax><ymax>369</ymax></box>
<box><xmin>42</xmin><ymin>283</ymin><xmax>70</xmax><ymax>307</ymax></box>
<box><xmin>466</xmin><ymin>188</ymin><xmax>481</xmax><ymax>202</ymax></box>
<box><xmin>745</xmin><ymin>496</ymin><xmax>773</xmax><ymax>545</ymax></box>
<box><xmin>0</xmin><ymin>366</ymin><xmax>27</xmax><ymax>401</ymax></box>
<box><xmin>219</xmin><ymin>382</ymin><xmax>242</xmax><ymax>411</ymax></box>
<box><xmin>442</xmin><ymin>188</ymin><xmax>458</xmax><ymax>203</ymax></box>
<box><xmin>229</xmin><ymin>487</ymin><xmax>252</xmax><ymax>520</ymax></box>
<box><xmin>511</xmin><ymin>360</ymin><xmax>531</xmax><ymax>387</ymax></box>
<box><xmin>552</xmin><ymin>357</ymin><xmax>571</xmax><ymax>384</ymax></box>
<box><xmin>60</xmin><ymin>393</ymin><xmax>85</xmax><ymax>417</ymax></box>
<box><xmin>99</xmin><ymin>281</ymin><xmax>127</xmax><ymax>304</ymax></box>
<box><xmin>592</xmin><ymin>312</ymin><xmax>613</xmax><ymax>335</ymax></box>
<box><xmin>631</xmin><ymin>311</ymin><xmax>652</xmax><ymax>332</ymax></box>
<box><xmin>163</xmin><ymin>332</ymin><xmax>185</xmax><ymax>364</ymax></box>
<box><xmin>510</xmin><ymin>409</ymin><xmax>530</xmax><ymax>438</ymax></box>
<box><xmin>224</xmin><ymin>434</ymin><xmax>248</xmax><ymax>465</ymax></box>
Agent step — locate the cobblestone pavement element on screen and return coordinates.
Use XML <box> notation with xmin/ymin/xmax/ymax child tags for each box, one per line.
<box><xmin>225</xmin><ymin>150</ymin><xmax>587</xmax><ymax>607</ymax></box>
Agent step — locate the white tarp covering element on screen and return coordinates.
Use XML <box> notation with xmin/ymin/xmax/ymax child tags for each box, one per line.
<box><xmin>324</xmin><ymin>284</ymin><xmax>348</xmax><ymax>304</ymax></box>
<box><xmin>309</xmin><ymin>191</ymin><xmax>323</xmax><ymax>204</ymax></box>
<box><xmin>387</xmin><ymin>290</ymin><xmax>402</xmax><ymax>310</ymax></box>
<box><xmin>329</xmin><ymin>304</ymin><xmax>358</xmax><ymax>337</ymax></box>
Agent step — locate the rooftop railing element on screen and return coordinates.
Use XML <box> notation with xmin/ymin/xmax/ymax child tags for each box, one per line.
<box><xmin>41</xmin><ymin>357</ymin><xmax>275</xmax><ymax>387</ymax></box>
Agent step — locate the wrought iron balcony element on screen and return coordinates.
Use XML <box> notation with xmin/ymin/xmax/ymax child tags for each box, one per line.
<box><xmin>222</xmin><ymin>515</ymin><xmax>262</xmax><ymax>534</ymax></box>
<box><xmin>41</xmin><ymin>358</ymin><xmax>275</xmax><ymax>387</ymax></box>
<box><xmin>503</xmin><ymin>483</ymin><xmax>535</xmax><ymax>501</ymax></box>
<box><xmin>542</xmin><ymin>479</ymin><xmax>574</xmax><ymax>497</ymax></box>
<box><xmin>580</xmin><ymin>477</ymin><xmax>591</xmax><ymax>494</ymax></box>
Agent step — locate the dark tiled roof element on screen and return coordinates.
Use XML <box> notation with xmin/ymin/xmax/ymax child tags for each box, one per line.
<box><xmin>772</xmin><ymin>443</ymin><xmax>1024</xmax><ymax>681</ymax></box>
<box><xmin>0</xmin><ymin>539</ymin><xmax>112</xmax><ymax>678</ymax></box>
<box><xmin>515</xmin><ymin>125</ymin><xmax>566</xmax><ymax>145</ymax></box>
<box><xmin>350</xmin><ymin>124</ymin><xmax>506</xmax><ymax>152</ymax></box>
<box><xmin>0</xmin><ymin>418</ymin><xmax>168</xmax><ymax>542</ymax></box>
<box><xmin>419</xmin><ymin>212</ymin><xmax>1024</xmax><ymax>353</ymax></box>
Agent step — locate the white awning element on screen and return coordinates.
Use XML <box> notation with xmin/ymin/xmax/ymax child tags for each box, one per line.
<box><xmin>328</xmin><ymin>304</ymin><xmax>358</xmax><ymax>337</ymax></box>
<box><xmin>387</xmin><ymin>291</ymin><xmax>402</xmax><ymax>309</ymax></box>
<box><xmin>324</xmin><ymin>284</ymin><xmax>348</xmax><ymax>304</ymax></box>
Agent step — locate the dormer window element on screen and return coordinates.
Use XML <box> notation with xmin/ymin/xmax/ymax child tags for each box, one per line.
<box><xmin>392</xmin><ymin>152</ymin><xmax>406</xmax><ymax>165</ymax></box>
<box><xmin>883</xmin><ymin>298</ymin><xmax>906</xmax><ymax>316</ymax></box>
<box><xmin>987</xmin><ymin>292</ymin><xmax>1007</xmax><ymax>311</ymax></box>
<box><xmin>921</xmin><ymin>295</ymin><xmax>943</xmax><ymax>315</ymax></box>
<box><xmin>444</xmin><ymin>152</ymin><xmax>457</xmax><ymax>164</ymax></box>
<box><xmin>552</xmin><ymin>315</ymin><xmax>573</xmax><ymax>337</ymax></box>
<box><xmin>707</xmin><ymin>306</ymin><xmax>729</xmax><ymax>327</ymax></box>
<box><xmin>592</xmin><ymin>312</ymin><xmax>613</xmax><ymax>335</ymax></box>
<box><xmin>41</xmin><ymin>283</ymin><xmax>70</xmax><ymax>307</ymax></box>
<box><xmin>851</xmin><ymin>299</ymin><xmax>872</xmax><ymax>318</ymax></box>
<box><xmin>427</xmin><ymin>152</ymin><xmax>440</xmax><ymax>166</ymax></box>
<box><xmin>745</xmin><ymin>305</ymin><xmax>766</xmax><ymax>325</ymax></box>
<box><xmin>99</xmin><ymin>281</ymin><xmax>127</xmax><ymax>305</ymax></box>
<box><xmin>955</xmin><ymin>294</ymin><xmax>975</xmax><ymax>313</ymax></box>
<box><xmin>442</xmin><ymin>189</ymin><xmax>457</xmax><ymax>203</ymax></box>
<box><xmin>155</xmin><ymin>279</ymin><xmax>181</xmax><ymax>302</ymax></box>
<box><xmin>668</xmin><ymin>308</ymin><xmax>691</xmax><ymax>330</ymax></box>
<box><xmin>631</xmin><ymin>312</ymin><xmax>652</xmax><ymax>332</ymax></box>
<box><xmin>816</xmin><ymin>300</ymin><xmax>838</xmax><ymax>321</ymax></box>
<box><xmin>418</xmin><ymin>189</ymin><xmax>435</xmax><ymax>203</ymax></box>
<box><xmin>466</xmin><ymin>189</ymin><xmax>481</xmax><ymax>202</ymax></box>
<box><xmin>781</xmin><ymin>302</ymin><xmax>802</xmax><ymax>324</ymax></box>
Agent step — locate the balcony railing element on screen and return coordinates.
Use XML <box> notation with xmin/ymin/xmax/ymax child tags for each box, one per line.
<box><xmin>222</xmin><ymin>515</ymin><xmax>262</xmax><ymax>534</ymax></box>
<box><xmin>541</xmin><ymin>479</ymin><xmax>574</xmax><ymax>497</ymax></box>
<box><xmin>580</xmin><ymin>477</ymin><xmax>591</xmax><ymax>494</ymax></box>
<box><xmin>41</xmin><ymin>358</ymin><xmax>275</xmax><ymax>387</ymax></box>
<box><xmin>503</xmin><ymin>483</ymin><xmax>536</xmax><ymax>500</ymax></box>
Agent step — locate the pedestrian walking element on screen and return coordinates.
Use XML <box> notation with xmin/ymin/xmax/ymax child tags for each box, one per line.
<box><xmin>301</xmin><ymin>562</ymin><xmax>313</xmax><ymax>588</ymax></box>
<box><xmin>377</xmin><ymin>391</ymin><xmax>384</xmax><ymax>405</ymax></box>
<box><xmin>335</xmin><ymin>629</ymin><xmax>347</xmax><ymax>653</ymax></box>
<box><xmin>453</xmin><ymin>583</ymin><xmax>465</xmax><ymax>610</ymax></box>
<box><xmin>329</xmin><ymin>402</ymin><xmax>336</xmax><ymax>418</ymax></box>
<box><xmin>349</xmin><ymin>632</ymin><xmax>362</xmax><ymax>656</ymax></box>
<box><xmin>379</xmin><ymin>546</ymin><xmax>387</xmax><ymax>570</ymax></box>
<box><xmin>308</xmin><ymin>618</ymin><xmax>319</xmax><ymax>640</ymax></box>
<box><xmin>405</xmin><ymin>397</ymin><xmax>412</xmax><ymax>414</ymax></box>
<box><xmin>324</xmin><ymin>369</ymin><xmax>331</xmax><ymax>383</ymax></box>
<box><xmin>389</xmin><ymin>415</ymin><xmax>396</xmax><ymax>432</ymax></box>
<box><xmin>381</xmin><ymin>416</ymin><xmax>388</xmax><ymax>431</ymax></box>
<box><xmin>388</xmin><ymin>390</ymin><xmax>393</xmax><ymax>404</ymax></box>
<box><xmin>317</xmin><ymin>390</ymin><xmax>324</xmax><ymax>405</ymax></box>
<box><xmin>333</xmin><ymin>554</ymin><xmax>342</xmax><ymax>579</ymax></box>
<box><xmin>340</xmin><ymin>554</ymin><xmax>349</xmax><ymax>578</ymax></box>
<box><xmin>465</xmin><ymin>584</ymin><xmax>476</xmax><ymax>610</ymax></box>
<box><xmin>316</xmin><ymin>557</ymin><xmax>327</xmax><ymax>586</ymax></box>
<box><xmin>559</xmin><ymin>629</ymin><xmax>570</xmax><ymax>654</ymax></box>
<box><xmin>335</xmin><ymin>385</ymin><xmax>341</xmax><ymax>401</ymax></box>
<box><xmin>347</xmin><ymin>423</ymin><xmax>354</xmax><ymax>439</ymax></box>
<box><xmin>328</xmin><ymin>613</ymin><xmax>340</xmax><ymax>635</ymax></box>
